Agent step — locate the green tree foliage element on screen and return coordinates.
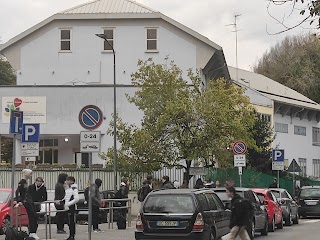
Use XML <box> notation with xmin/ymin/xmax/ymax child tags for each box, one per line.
<box><xmin>254</xmin><ymin>34</ymin><xmax>320</xmax><ymax>103</ymax></box>
<box><xmin>0</xmin><ymin>57</ymin><xmax>16</xmax><ymax>85</ymax></box>
<box><xmin>1</xmin><ymin>137</ymin><xmax>13</xmax><ymax>163</ymax></box>
<box><xmin>102</xmin><ymin>59</ymin><xmax>257</xmax><ymax>180</ymax></box>
<box><xmin>247</xmin><ymin>113</ymin><xmax>275</xmax><ymax>172</ymax></box>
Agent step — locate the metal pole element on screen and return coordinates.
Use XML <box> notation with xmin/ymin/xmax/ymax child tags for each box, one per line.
<box><xmin>112</xmin><ymin>48</ymin><xmax>117</xmax><ymax>192</ymax></box>
<box><xmin>277</xmin><ymin>170</ymin><xmax>280</xmax><ymax>188</ymax></box>
<box><xmin>10</xmin><ymin>134</ymin><xmax>16</xmax><ymax>227</ymax></box>
<box><xmin>88</xmin><ymin>152</ymin><xmax>93</xmax><ymax>240</ymax></box>
<box><xmin>293</xmin><ymin>159</ymin><xmax>295</xmax><ymax>196</ymax></box>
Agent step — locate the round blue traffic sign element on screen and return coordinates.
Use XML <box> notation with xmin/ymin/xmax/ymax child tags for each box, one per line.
<box><xmin>232</xmin><ymin>141</ymin><xmax>247</xmax><ymax>155</ymax></box>
<box><xmin>79</xmin><ymin>105</ymin><xmax>103</xmax><ymax>130</ymax></box>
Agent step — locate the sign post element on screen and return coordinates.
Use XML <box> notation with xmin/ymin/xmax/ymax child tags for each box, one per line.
<box><xmin>287</xmin><ymin>159</ymin><xmax>302</xmax><ymax>196</ymax></box>
<box><xmin>232</xmin><ymin>141</ymin><xmax>247</xmax><ymax>187</ymax></box>
<box><xmin>272</xmin><ymin>149</ymin><xmax>285</xmax><ymax>188</ymax></box>
<box><xmin>9</xmin><ymin>110</ymin><xmax>23</xmax><ymax>227</ymax></box>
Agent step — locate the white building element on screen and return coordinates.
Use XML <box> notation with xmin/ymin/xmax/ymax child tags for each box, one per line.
<box><xmin>229</xmin><ymin>67</ymin><xmax>320</xmax><ymax>179</ymax></box>
<box><xmin>0</xmin><ymin>0</ymin><xmax>229</xmax><ymax>167</ymax></box>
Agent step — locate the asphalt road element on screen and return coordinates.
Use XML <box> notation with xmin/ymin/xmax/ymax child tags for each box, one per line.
<box><xmin>0</xmin><ymin>218</ymin><xmax>319</xmax><ymax>240</ymax></box>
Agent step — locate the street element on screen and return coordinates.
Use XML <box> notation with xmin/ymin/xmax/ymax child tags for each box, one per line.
<box><xmin>0</xmin><ymin>218</ymin><xmax>319</xmax><ymax>240</ymax></box>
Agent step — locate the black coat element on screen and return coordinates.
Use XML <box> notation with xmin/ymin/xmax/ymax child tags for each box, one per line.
<box><xmin>28</xmin><ymin>183</ymin><xmax>47</xmax><ymax>203</ymax></box>
<box><xmin>15</xmin><ymin>179</ymin><xmax>33</xmax><ymax>204</ymax></box>
<box><xmin>229</xmin><ymin>194</ymin><xmax>252</xmax><ymax>228</ymax></box>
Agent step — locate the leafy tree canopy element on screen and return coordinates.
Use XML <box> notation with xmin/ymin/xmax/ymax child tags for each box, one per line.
<box><xmin>0</xmin><ymin>56</ymin><xmax>16</xmax><ymax>85</ymax></box>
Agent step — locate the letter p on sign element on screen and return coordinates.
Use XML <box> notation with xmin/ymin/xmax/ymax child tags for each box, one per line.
<box><xmin>22</xmin><ymin>124</ymin><xmax>40</xmax><ymax>143</ymax></box>
<box><xmin>272</xmin><ymin>149</ymin><xmax>284</xmax><ymax>162</ymax></box>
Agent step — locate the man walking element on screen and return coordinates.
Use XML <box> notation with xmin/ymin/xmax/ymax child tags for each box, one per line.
<box><xmin>224</xmin><ymin>186</ymin><xmax>252</xmax><ymax>240</ymax></box>
<box><xmin>90</xmin><ymin>178</ymin><xmax>103</xmax><ymax>232</ymax></box>
<box><xmin>54</xmin><ymin>173</ymin><xmax>68</xmax><ymax>234</ymax></box>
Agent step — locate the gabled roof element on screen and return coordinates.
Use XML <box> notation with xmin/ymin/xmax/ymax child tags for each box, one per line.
<box><xmin>0</xmin><ymin>0</ymin><xmax>222</xmax><ymax>53</ymax></box>
<box><xmin>61</xmin><ymin>0</ymin><xmax>157</xmax><ymax>14</ymax></box>
<box><xmin>228</xmin><ymin>66</ymin><xmax>320</xmax><ymax>111</ymax></box>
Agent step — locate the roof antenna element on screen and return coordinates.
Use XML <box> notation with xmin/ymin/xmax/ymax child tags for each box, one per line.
<box><xmin>226</xmin><ymin>14</ymin><xmax>241</xmax><ymax>82</ymax></box>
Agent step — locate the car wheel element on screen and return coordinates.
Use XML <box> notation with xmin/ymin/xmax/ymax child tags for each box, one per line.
<box><xmin>293</xmin><ymin>213</ymin><xmax>299</xmax><ymax>224</ymax></box>
<box><xmin>268</xmin><ymin>216</ymin><xmax>275</xmax><ymax>232</ymax></box>
<box><xmin>261</xmin><ymin>218</ymin><xmax>268</xmax><ymax>236</ymax></box>
<box><xmin>284</xmin><ymin>212</ymin><xmax>292</xmax><ymax>226</ymax></box>
<box><xmin>276</xmin><ymin>216</ymin><xmax>283</xmax><ymax>229</ymax></box>
<box><xmin>209</xmin><ymin>228</ymin><xmax>216</xmax><ymax>240</ymax></box>
<box><xmin>250</xmin><ymin>220</ymin><xmax>255</xmax><ymax>240</ymax></box>
<box><xmin>1</xmin><ymin>217</ymin><xmax>10</xmax><ymax>235</ymax></box>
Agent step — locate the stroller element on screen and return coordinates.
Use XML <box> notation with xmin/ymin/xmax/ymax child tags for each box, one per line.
<box><xmin>3</xmin><ymin>218</ymin><xmax>33</xmax><ymax>240</ymax></box>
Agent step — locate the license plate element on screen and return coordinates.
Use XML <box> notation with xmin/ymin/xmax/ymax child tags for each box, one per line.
<box><xmin>156</xmin><ymin>221</ymin><xmax>179</xmax><ymax>227</ymax></box>
<box><xmin>306</xmin><ymin>201</ymin><xmax>317</xmax><ymax>206</ymax></box>
<box><xmin>78</xmin><ymin>211</ymin><xmax>88</xmax><ymax>214</ymax></box>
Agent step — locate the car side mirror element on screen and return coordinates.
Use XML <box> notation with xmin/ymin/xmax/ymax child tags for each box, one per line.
<box><xmin>278</xmin><ymin>199</ymin><xmax>285</xmax><ymax>205</ymax></box>
<box><xmin>263</xmin><ymin>200</ymin><xmax>268</xmax><ymax>206</ymax></box>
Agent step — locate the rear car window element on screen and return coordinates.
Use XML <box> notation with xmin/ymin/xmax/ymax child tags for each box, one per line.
<box><xmin>256</xmin><ymin>193</ymin><xmax>265</xmax><ymax>202</ymax></box>
<box><xmin>271</xmin><ymin>191</ymin><xmax>280</xmax><ymax>198</ymax></box>
<box><xmin>214</xmin><ymin>190</ymin><xmax>244</xmax><ymax>201</ymax></box>
<box><xmin>144</xmin><ymin>195</ymin><xmax>195</xmax><ymax>213</ymax></box>
<box><xmin>300</xmin><ymin>188</ymin><xmax>320</xmax><ymax>197</ymax></box>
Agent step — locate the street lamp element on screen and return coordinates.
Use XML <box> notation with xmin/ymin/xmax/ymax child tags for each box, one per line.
<box><xmin>95</xmin><ymin>33</ymin><xmax>117</xmax><ymax>192</ymax></box>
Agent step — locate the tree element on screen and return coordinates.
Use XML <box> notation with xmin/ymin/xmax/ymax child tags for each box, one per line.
<box><xmin>254</xmin><ymin>34</ymin><xmax>320</xmax><ymax>103</ymax></box>
<box><xmin>247</xmin><ymin>113</ymin><xmax>275</xmax><ymax>173</ymax></box>
<box><xmin>102</xmin><ymin>59</ymin><xmax>257</xmax><ymax>181</ymax></box>
<box><xmin>268</xmin><ymin>0</ymin><xmax>320</xmax><ymax>33</ymax></box>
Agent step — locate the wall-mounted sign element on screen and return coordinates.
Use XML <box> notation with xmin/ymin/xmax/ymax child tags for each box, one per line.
<box><xmin>2</xmin><ymin>97</ymin><xmax>46</xmax><ymax>123</ymax></box>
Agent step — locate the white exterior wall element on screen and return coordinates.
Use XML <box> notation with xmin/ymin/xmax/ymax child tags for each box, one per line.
<box><xmin>18</xmin><ymin>20</ymin><xmax>197</xmax><ymax>86</ymax></box>
<box><xmin>273</xmin><ymin>114</ymin><xmax>320</xmax><ymax>177</ymax></box>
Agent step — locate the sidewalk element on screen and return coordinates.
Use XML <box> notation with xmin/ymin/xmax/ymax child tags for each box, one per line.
<box><xmin>0</xmin><ymin>223</ymin><xmax>136</xmax><ymax>240</ymax></box>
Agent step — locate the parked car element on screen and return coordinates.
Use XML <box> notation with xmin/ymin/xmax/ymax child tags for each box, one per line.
<box><xmin>214</xmin><ymin>187</ymin><xmax>268</xmax><ymax>239</ymax></box>
<box><xmin>0</xmin><ymin>188</ymin><xmax>29</xmax><ymax>234</ymax></box>
<box><xmin>269</xmin><ymin>188</ymin><xmax>299</xmax><ymax>225</ymax></box>
<box><xmin>76</xmin><ymin>190</ymin><xmax>115</xmax><ymax>223</ymax></box>
<box><xmin>297</xmin><ymin>185</ymin><xmax>320</xmax><ymax>218</ymax></box>
<box><xmin>252</xmin><ymin>188</ymin><xmax>283</xmax><ymax>232</ymax></box>
<box><xmin>135</xmin><ymin>189</ymin><xmax>231</xmax><ymax>240</ymax></box>
<box><xmin>39</xmin><ymin>190</ymin><xmax>56</xmax><ymax>222</ymax></box>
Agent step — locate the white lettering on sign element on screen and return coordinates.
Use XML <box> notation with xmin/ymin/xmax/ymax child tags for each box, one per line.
<box><xmin>24</xmin><ymin>125</ymin><xmax>36</xmax><ymax>141</ymax></box>
<box><xmin>80</xmin><ymin>131</ymin><xmax>101</xmax><ymax>142</ymax></box>
<box><xmin>234</xmin><ymin>154</ymin><xmax>246</xmax><ymax>167</ymax></box>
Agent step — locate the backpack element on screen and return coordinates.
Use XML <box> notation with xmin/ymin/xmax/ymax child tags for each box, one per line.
<box><xmin>84</xmin><ymin>187</ymin><xmax>89</xmax><ymax>202</ymax></box>
<box><xmin>234</xmin><ymin>198</ymin><xmax>254</xmax><ymax>220</ymax></box>
<box><xmin>137</xmin><ymin>185</ymin><xmax>151</xmax><ymax>202</ymax></box>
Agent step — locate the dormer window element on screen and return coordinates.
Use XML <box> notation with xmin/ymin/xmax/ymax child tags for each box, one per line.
<box><xmin>60</xmin><ymin>28</ymin><xmax>71</xmax><ymax>51</ymax></box>
<box><xmin>146</xmin><ymin>28</ymin><xmax>158</xmax><ymax>52</ymax></box>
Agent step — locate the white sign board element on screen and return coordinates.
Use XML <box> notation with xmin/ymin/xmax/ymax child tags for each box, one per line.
<box><xmin>80</xmin><ymin>142</ymin><xmax>101</xmax><ymax>152</ymax></box>
<box><xmin>189</xmin><ymin>167</ymin><xmax>208</xmax><ymax>176</ymax></box>
<box><xmin>21</xmin><ymin>142</ymin><xmax>39</xmax><ymax>150</ymax></box>
<box><xmin>234</xmin><ymin>154</ymin><xmax>246</xmax><ymax>167</ymax></box>
<box><xmin>80</xmin><ymin>131</ymin><xmax>101</xmax><ymax>142</ymax></box>
<box><xmin>238</xmin><ymin>166</ymin><xmax>243</xmax><ymax>175</ymax></box>
<box><xmin>25</xmin><ymin>157</ymin><xmax>36</xmax><ymax>162</ymax></box>
<box><xmin>272</xmin><ymin>161</ymin><xmax>284</xmax><ymax>171</ymax></box>
<box><xmin>21</xmin><ymin>150</ymin><xmax>39</xmax><ymax>157</ymax></box>
<box><xmin>2</xmin><ymin>97</ymin><xmax>46</xmax><ymax>123</ymax></box>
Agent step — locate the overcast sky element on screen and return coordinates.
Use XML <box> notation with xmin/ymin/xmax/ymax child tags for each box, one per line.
<box><xmin>0</xmin><ymin>0</ymin><xmax>316</xmax><ymax>70</ymax></box>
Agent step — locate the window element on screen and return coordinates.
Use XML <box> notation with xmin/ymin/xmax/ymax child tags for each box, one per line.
<box><xmin>37</xmin><ymin>138</ymin><xmax>59</xmax><ymax>164</ymax></box>
<box><xmin>205</xmin><ymin>193</ymin><xmax>217</xmax><ymax>210</ymax></box>
<box><xmin>294</xmin><ymin>126</ymin><xmax>306</xmax><ymax>136</ymax></box>
<box><xmin>313</xmin><ymin>159</ymin><xmax>320</xmax><ymax>178</ymax></box>
<box><xmin>298</xmin><ymin>158</ymin><xmax>307</xmax><ymax>177</ymax></box>
<box><xmin>312</xmin><ymin>127</ymin><xmax>320</xmax><ymax>146</ymax></box>
<box><xmin>102</xmin><ymin>28</ymin><xmax>114</xmax><ymax>51</ymax></box>
<box><xmin>275</xmin><ymin>123</ymin><xmax>288</xmax><ymax>133</ymax></box>
<box><xmin>260</xmin><ymin>114</ymin><xmax>271</xmax><ymax>122</ymax></box>
<box><xmin>196</xmin><ymin>193</ymin><xmax>209</xmax><ymax>211</ymax></box>
<box><xmin>143</xmin><ymin>195</ymin><xmax>195</xmax><ymax>213</ymax></box>
<box><xmin>212</xmin><ymin>193</ymin><xmax>225</xmax><ymax>210</ymax></box>
<box><xmin>60</xmin><ymin>29</ymin><xmax>71</xmax><ymax>51</ymax></box>
<box><xmin>146</xmin><ymin>28</ymin><xmax>158</xmax><ymax>51</ymax></box>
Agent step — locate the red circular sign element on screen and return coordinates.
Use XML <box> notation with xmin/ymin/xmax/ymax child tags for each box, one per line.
<box><xmin>232</xmin><ymin>141</ymin><xmax>247</xmax><ymax>155</ymax></box>
<box><xmin>78</xmin><ymin>105</ymin><xmax>103</xmax><ymax>130</ymax></box>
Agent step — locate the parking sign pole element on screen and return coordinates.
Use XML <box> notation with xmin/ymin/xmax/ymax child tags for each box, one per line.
<box><xmin>277</xmin><ymin>170</ymin><xmax>280</xmax><ymax>188</ymax></box>
<box><xmin>88</xmin><ymin>152</ymin><xmax>93</xmax><ymax>240</ymax></box>
<box><xmin>10</xmin><ymin>134</ymin><xmax>16</xmax><ymax>227</ymax></box>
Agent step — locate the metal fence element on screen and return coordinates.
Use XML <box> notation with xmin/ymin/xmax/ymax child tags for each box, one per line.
<box><xmin>0</xmin><ymin>167</ymin><xmax>187</xmax><ymax>190</ymax></box>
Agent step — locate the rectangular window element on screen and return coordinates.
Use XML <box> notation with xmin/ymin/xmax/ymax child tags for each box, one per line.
<box><xmin>298</xmin><ymin>158</ymin><xmax>307</xmax><ymax>177</ymax></box>
<box><xmin>260</xmin><ymin>114</ymin><xmax>271</xmax><ymax>122</ymax></box>
<box><xmin>275</xmin><ymin>122</ymin><xmax>288</xmax><ymax>133</ymax></box>
<box><xmin>102</xmin><ymin>28</ymin><xmax>114</xmax><ymax>51</ymax></box>
<box><xmin>313</xmin><ymin>159</ymin><xmax>320</xmax><ymax>178</ymax></box>
<box><xmin>313</xmin><ymin>127</ymin><xmax>320</xmax><ymax>146</ymax></box>
<box><xmin>146</xmin><ymin>28</ymin><xmax>158</xmax><ymax>51</ymax></box>
<box><xmin>60</xmin><ymin>29</ymin><xmax>71</xmax><ymax>51</ymax></box>
<box><xmin>37</xmin><ymin>138</ymin><xmax>59</xmax><ymax>164</ymax></box>
<box><xmin>294</xmin><ymin>126</ymin><xmax>306</xmax><ymax>136</ymax></box>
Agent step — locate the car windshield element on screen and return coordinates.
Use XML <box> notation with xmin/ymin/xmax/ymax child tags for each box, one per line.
<box><xmin>214</xmin><ymin>190</ymin><xmax>244</xmax><ymax>201</ymax></box>
<box><xmin>144</xmin><ymin>195</ymin><xmax>195</xmax><ymax>213</ymax></box>
<box><xmin>256</xmin><ymin>193</ymin><xmax>265</xmax><ymax>202</ymax></box>
<box><xmin>271</xmin><ymin>191</ymin><xmax>280</xmax><ymax>198</ymax></box>
<box><xmin>300</xmin><ymin>188</ymin><xmax>320</xmax><ymax>197</ymax></box>
<box><xmin>0</xmin><ymin>191</ymin><xmax>10</xmax><ymax>204</ymax></box>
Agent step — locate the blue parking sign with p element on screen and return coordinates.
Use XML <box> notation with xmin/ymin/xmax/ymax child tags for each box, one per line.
<box><xmin>272</xmin><ymin>149</ymin><xmax>284</xmax><ymax>162</ymax></box>
<box><xmin>22</xmin><ymin>124</ymin><xmax>40</xmax><ymax>142</ymax></box>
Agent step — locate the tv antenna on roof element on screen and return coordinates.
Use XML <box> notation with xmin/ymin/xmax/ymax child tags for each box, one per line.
<box><xmin>226</xmin><ymin>14</ymin><xmax>242</xmax><ymax>82</ymax></box>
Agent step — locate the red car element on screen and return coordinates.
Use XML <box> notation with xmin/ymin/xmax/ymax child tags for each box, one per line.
<box><xmin>252</xmin><ymin>188</ymin><xmax>283</xmax><ymax>232</ymax></box>
<box><xmin>0</xmin><ymin>188</ymin><xmax>29</xmax><ymax>234</ymax></box>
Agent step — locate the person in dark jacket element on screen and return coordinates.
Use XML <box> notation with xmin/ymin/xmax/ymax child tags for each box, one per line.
<box><xmin>225</xmin><ymin>186</ymin><xmax>251</xmax><ymax>240</ymax></box>
<box><xmin>90</xmin><ymin>178</ymin><xmax>103</xmax><ymax>232</ymax></box>
<box><xmin>161</xmin><ymin>176</ymin><xmax>174</xmax><ymax>189</ymax></box>
<box><xmin>15</xmin><ymin>169</ymin><xmax>39</xmax><ymax>240</ymax></box>
<box><xmin>268</xmin><ymin>178</ymin><xmax>278</xmax><ymax>188</ymax></box>
<box><xmin>28</xmin><ymin>176</ymin><xmax>47</xmax><ymax>212</ymax></box>
<box><xmin>194</xmin><ymin>178</ymin><xmax>204</xmax><ymax>189</ymax></box>
<box><xmin>54</xmin><ymin>173</ymin><xmax>68</xmax><ymax>234</ymax></box>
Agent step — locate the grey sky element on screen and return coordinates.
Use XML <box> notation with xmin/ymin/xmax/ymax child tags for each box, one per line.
<box><xmin>0</xmin><ymin>0</ymin><xmax>315</xmax><ymax>70</ymax></box>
